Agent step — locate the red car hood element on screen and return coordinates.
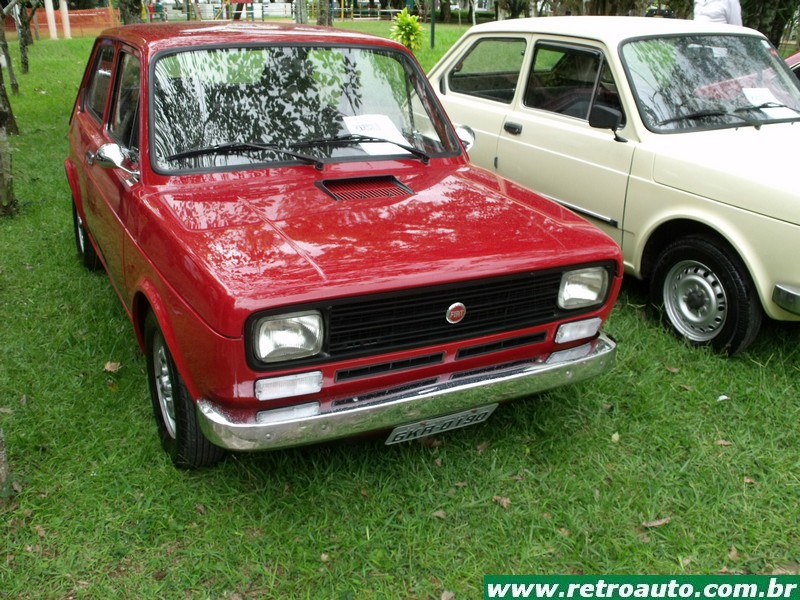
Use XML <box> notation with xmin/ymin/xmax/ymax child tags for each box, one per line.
<box><xmin>141</xmin><ymin>164</ymin><xmax>619</xmax><ymax>336</ymax></box>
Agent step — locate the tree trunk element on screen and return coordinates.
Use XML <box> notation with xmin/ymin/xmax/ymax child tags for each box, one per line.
<box><xmin>0</xmin><ymin>61</ymin><xmax>19</xmax><ymax>137</ymax></box>
<box><xmin>32</xmin><ymin>10</ymin><xmax>40</xmax><ymax>41</ymax></box>
<box><xmin>440</xmin><ymin>1</ymin><xmax>451</xmax><ymax>22</ymax></box>
<box><xmin>16</xmin><ymin>4</ymin><xmax>38</xmax><ymax>75</ymax></box>
<box><xmin>295</xmin><ymin>0</ymin><xmax>308</xmax><ymax>24</ymax></box>
<box><xmin>0</xmin><ymin>22</ymin><xmax>18</xmax><ymax>217</ymax></box>
<box><xmin>0</xmin><ymin>131</ymin><xmax>16</xmax><ymax>216</ymax></box>
<box><xmin>19</xmin><ymin>37</ymin><xmax>29</xmax><ymax>75</ymax></box>
<box><xmin>119</xmin><ymin>0</ymin><xmax>145</xmax><ymax>24</ymax></box>
<box><xmin>316</xmin><ymin>0</ymin><xmax>331</xmax><ymax>25</ymax></box>
<box><xmin>0</xmin><ymin>22</ymin><xmax>19</xmax><ymax>96</ymax></box>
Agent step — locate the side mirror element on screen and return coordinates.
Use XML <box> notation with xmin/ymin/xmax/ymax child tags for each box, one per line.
<box><xmin>95</xmin><ymin>143</ymin><xmax>140</xmax><ymax>179</ymax></box>
<box><xmin>588</xmin><ymin>106</ymin><xmax>627</xmax><ymax>143</ymax></box>
<box><xmin>455</xmin><ymin>124</ymin><xmax>475</xmax><ymax>152</ymax></box>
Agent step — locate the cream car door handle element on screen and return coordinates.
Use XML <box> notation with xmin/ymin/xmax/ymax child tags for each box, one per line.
<box><xmin>504</xmin><ymin>122</ymin><xmax>522</xmax><ymax>135</ymax></box>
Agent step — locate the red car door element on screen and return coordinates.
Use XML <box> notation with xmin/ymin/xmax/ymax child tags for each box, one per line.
<box><xmin>72</xmin><ymin>42</ymin><xmax>142</xmax><ymax>295</ymax></box>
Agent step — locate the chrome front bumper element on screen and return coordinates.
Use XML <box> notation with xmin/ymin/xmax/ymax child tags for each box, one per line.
<box><xmin>773</xmin><ymin>283</ymin><xmax>800</xmax><ymax>315</ymax></box>
<box><xmin>197</xmin><ymin>332</ymin><xmax>616</xmax><ymax>452</ymax></box>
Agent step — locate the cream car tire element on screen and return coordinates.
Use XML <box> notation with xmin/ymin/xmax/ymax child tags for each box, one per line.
<box><xmin>650</xmin><ymin>235</ymin><xmax>762</xmax><ymax>356</ymax></box>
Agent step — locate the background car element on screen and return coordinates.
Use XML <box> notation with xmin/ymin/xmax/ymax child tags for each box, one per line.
<box><xmin>65</xmin><ymin>22</ymin><xmax>623</xmax><ymax>468</ymax></box>
<box><xmin>429</xmin><ymin>16</ymin><xmax>800</xmax><ymax>355</ymax></box>
<box><xmin>785</xmin><ymin>48</ymin><xmax>800</xmax><ymax>80</ymax></box>
<box><xmin>645</xmin><ymin>5</ymin><xmax>675</xmax><ymax>17</ymax></box>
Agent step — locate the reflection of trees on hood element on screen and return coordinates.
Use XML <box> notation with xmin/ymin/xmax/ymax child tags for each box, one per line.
<box><xmin>152</xmin><ymin>46</ymin><xmax>365</xmax><ymax>169</ymax></box>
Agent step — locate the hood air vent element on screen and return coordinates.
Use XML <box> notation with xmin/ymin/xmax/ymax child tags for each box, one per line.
<box><xmin>320</xmin><ymin>176</ymin><xmax>413</xmax><ymax>201</ymax></box>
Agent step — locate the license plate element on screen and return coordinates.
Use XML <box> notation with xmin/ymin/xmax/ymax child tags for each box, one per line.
<box><xmin>385</xmin><ymin>404</ymin><xmax>498</xmax><ymax>445</ymax></box>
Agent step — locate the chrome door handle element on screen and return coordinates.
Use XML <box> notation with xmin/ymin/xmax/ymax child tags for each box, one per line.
<box><xmin>85</xmin><ymin>150</ymin><xmax>95</xmax><ymax>165</ymax></box>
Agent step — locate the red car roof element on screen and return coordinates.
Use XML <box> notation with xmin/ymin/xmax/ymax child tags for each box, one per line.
<box><xmin>97</xmin><ymin>21</ymin><xmax>406</xmax><ymax>54</ymax></box>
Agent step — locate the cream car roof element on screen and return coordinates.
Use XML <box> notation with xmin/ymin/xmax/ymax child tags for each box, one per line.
<box><xmin>465</xmin><ymin>16</ymin><xmax>764</xmax><ymax>47</ymax></box>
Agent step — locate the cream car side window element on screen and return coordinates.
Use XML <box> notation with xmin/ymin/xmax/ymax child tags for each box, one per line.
<box><xmin>447</xmin><ymin>37</ymin><xmax>526</xmax><ymax>104</ymax></box>
<box><xmin>524</xmin><ymin>43</ymin><xmax>624</xmax><ymax>124</ymax></box>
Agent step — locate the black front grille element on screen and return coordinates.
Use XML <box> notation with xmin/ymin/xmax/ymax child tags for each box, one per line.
<box><xmin>456</xmin><ymin>332</ymin><xmax>547</xmax><ymax>360</ymax></box>
<box><xmin>336</xmin><ymin>353</ymin><xmax>445</xmax><ymax>382</ymax></box>
<box><xmin>327</xmin><ymin>271</ymin><xmax>565</xmax><ymax>359</ymax></box>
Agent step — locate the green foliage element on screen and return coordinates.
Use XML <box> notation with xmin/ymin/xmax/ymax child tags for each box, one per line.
<box><xmin>390</xmin><ymin>8</ymin><xmax>424</xmax><ymax>52</ymax></box>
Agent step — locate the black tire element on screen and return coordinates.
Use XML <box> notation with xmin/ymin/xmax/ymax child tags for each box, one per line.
<box><xmin>144</xmin><ymin>312</ymin><xmax>226</xmax><ymax>469</ymax></box>
<box><xmin>649</xmin><ymin>235</ymin><xmax>762</xmax><ymax>356</ymax></box>
<box><xmin>72</xmin><ymin>199</ymin><xmax>102</xmax><ymax>271</ymax></box>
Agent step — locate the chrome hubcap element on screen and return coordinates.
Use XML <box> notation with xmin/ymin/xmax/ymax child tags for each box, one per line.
<box><xmin>75</xmin><ymin>213</ymin><xmax>86</xmax><ymax>254</ymax></box>
<box><xmin>153</xmin><ymin>332</ymin><xmax>177</xmax><ymax>438</ymax></box>
<box><xmin>662</xmin><ymin>259</ymin><xmax>727</xmax><ymax>342</ymax></box>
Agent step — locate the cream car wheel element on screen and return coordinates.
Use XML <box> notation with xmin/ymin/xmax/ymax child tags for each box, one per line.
<box><xmin>662</xmin><ymin>259</ymin><xmax>726</xmax><ymax>343</ymax></box>
<box><xmin>650</xmin><ymin>235</ymin><xmax>762</xmax><ymax>356</ymax></box>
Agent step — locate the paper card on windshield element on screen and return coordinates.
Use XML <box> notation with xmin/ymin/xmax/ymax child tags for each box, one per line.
<box><xmin>743</xmin><ymin>88</ymin><xmax>797</xmax><ymax>118</ymax></box>
<box><xmin>343</xmin><ymin>114</ymin><xmax>411</xmax><ymax>156</ymax></box>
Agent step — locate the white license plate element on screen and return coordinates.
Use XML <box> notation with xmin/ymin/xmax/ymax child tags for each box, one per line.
<box><xmin>385</xmin><ymin>404</ymin><xmax>498</xmax><ymax>445</ymax></box>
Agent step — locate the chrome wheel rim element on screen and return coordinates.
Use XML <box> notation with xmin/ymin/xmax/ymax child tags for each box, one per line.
<box><xmin>662</xmin><ymin>259</ymin><xmax>727</xmax><ymax>342</ymax></box>
<box><xmin>75</xmin><ymin>211</ymin><xmax>86</xmax><ymax>254</ymax></box>
<box><xmin>153</xmin><ymin>332</ymin><xmax>177</xmax><ymax>438</ymax></box>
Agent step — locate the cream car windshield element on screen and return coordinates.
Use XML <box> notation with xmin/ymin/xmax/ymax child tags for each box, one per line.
<box><xmin>622</xmin><ymin>34</ymin><xmax>800</xmax><ymax>132</ymax></box>
<box><xmin>151</xmin><ymin>45</ymin><xmax>458</xmax><ymax>172</ymax></box>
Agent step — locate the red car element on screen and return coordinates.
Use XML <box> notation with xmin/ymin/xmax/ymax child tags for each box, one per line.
<box><xmin>786</xmin><ymin>49</ymin><xmax>800</xmax><ymax>80</ymax></box>
<box><xmin>66</xmin><ymin>22</ymin><xmax>623</xmax><ymax>468</ymax></box>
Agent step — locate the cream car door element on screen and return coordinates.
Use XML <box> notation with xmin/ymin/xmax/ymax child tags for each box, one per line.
<box><xmin>436</xmin><ymin>35</ymin><xmax>529</xmax><ymax>170</ymax></box>
<box><xmin>494</xmin><ymin>42</ymin><xmax>635</xmax><ymax>245</ymax></box>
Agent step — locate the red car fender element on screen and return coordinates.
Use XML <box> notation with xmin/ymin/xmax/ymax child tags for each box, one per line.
<box><xmin>130</xmin><ymin>276</ymin><xmax>204</xmax><ymax>401</ymax></box>
<box><xmin>132</xmin><ymin>275</ymin><xmax>247</xmax><ymax>405</ymax></box>
<box><xmin>64</xmin><ymin>158</ymin><xmax>82</xmax><ymax>209</ymax></box>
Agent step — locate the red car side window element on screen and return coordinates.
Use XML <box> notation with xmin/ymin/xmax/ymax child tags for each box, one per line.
<box><xmin>109</xmin><ymin>52</ymin><xmax>141</xmax><ymax>152</ymax></box>
<box><xmin>84</xmin><ymin>44</ymin><xmax>116</xmax><ymax>123</ymax></box>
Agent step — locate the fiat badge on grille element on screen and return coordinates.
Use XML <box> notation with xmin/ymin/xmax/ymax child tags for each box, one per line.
<box><xmin>446</xmin><ymin>302</ymin><xmax>466</xmax><ymax>324</ymax></box>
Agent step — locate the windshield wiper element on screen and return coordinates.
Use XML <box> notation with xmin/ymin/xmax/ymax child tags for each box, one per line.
<box><xmin>165</xmin><ymin>142</ymin><xmax>325</xmax><ymax>170</ymax></box>
<box><xmin>293</xmin><ymin>133</ymin><xmax>430</xmax><ymax>164</ymax></box>
<box><xmin>657</xmin><ymin>109</ymin><xmax>759</xmax><ymax>128</ymax></box>
<box><xmin>735</xmin><ymin>102</ymin><xmax>800</xmax><ymax>117</ymax></box>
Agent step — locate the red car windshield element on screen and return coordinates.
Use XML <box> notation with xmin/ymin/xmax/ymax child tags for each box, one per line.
<box><xmin>150</xmin><ymin>44</ymin><xmax>459</xmax><ymax>173</ymax></box>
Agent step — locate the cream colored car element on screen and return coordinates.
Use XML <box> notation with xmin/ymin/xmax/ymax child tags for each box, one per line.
<box><xmin>429</xmin><ymin>16</ymin><xmax>800</xmax><ymax>355</ymax></box>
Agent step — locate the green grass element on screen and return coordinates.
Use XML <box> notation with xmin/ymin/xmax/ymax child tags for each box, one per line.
<box><xmin>1</xmin><ymin>25</ymin><xmax>800</xmax><ymax>599</ymax></box>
